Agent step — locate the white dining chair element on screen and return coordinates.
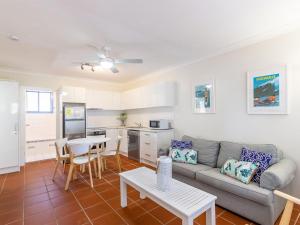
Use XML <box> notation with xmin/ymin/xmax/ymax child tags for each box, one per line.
<box><xmin>64</xmin><ymin>143</ymin><xmax>97</xmax><ymax>190</ymax></box>
<box><xmin>100</xmin><ymin>136</ymin><xmax>122</xmax><ymax>173</ymax></box>
<box><xmin>52</xmin><ymin>138</ymin><xmax>69</xmax><ymax>180</ymax></box>
<box><xmin>274</xmin><ymin>190</ymin><xmax>300</xmax><ymax>225</ymax></box>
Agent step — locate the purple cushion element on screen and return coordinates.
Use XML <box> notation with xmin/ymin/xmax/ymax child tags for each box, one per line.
<box><xmin>171</xmin><ymin>139</ymin><xmax>192</xmax><ymax>150</ymax></box>
<box><xmin>240</xmin><ymin>147</ymin><xmax>272</xmax><ymax>184</ymax></box>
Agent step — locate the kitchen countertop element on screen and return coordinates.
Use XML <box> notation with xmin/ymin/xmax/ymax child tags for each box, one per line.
<box><xmin>87</xmin><ymin>126</ymin><xmax>174</xmax><ymax>133</ymax></box>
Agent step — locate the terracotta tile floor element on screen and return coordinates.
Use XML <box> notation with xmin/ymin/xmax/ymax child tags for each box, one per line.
<box><xmin>0</xmin><ymin>156</ymin><xmax>298</xmax><ymax>225</ymax></box>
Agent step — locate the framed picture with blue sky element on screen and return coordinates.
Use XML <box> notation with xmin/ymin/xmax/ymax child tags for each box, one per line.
<box><xmin>247</xmin><ymin>65</ymin><xmax>289</xmax><ymax>114</ymax></box>
<box><xmin>193</xmin><ymin>80</ymin><xmax>215</xmax><ymax>113</ymax></box>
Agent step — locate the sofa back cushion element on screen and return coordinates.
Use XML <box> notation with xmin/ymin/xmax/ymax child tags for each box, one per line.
<box><xmin>217</xmin><ymin>141</ymin><xmax>282</xmax><ymax>168</ymax></box>
<box><xmin>182</xmin><ymin>135</ymin><xmax>220</xmax><ymax>167</ymax></box>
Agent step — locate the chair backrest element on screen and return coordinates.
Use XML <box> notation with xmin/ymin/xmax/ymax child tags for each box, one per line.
<box><xmin>274</xmin><ymin>190</ymin><xmax>300</xmax><ymax>225</ymax></box>
<box><xmin>67</xmin><ymin>143</ymin><xmax>90</xmax><ymax>157</ymax></box>
<box><xmin>116</xmin><ymin>136</ymin><xmax>122</xmax><ymax>154</ymax></box>
<box><xmin>55</xmin><ymin>138</ymin><xmax>67</xmax><ymax>157</ymax></box>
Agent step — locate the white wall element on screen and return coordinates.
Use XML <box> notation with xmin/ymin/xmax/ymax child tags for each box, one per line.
<box><xmin>125</xmin><ymin>29</ymin><xmax>300</xmax><ymax>196</ymax></box>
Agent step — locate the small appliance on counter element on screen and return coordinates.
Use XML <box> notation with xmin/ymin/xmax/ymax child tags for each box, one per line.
<box><xmin>86</xmin><ymin>127</ymin><xmax>106</xmax><ymax>137</ymax></box>
<box><xmin>149</xmin><ymin>119</ymin><xmax>170</xmax><ymax>129</ymax></box>
<box><xmin>63</xmin><ymin>103</ymin><xmax>86</xmax><ymax>140</ymax></box>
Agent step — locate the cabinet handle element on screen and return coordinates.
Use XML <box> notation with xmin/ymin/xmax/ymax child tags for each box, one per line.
<box><xmin>145</xmin><ymin>153</ymin><xmax>151</xmax><ymax>157</ymax></box>
<box><xmin>143</xmin><ymin>133</ymin><xmax>150</xmax><ymax>136</ymax></box>
<box><xmin>28</xmin><ymin>146</ymin><xmax>35</xmax><ymax>149</ymax></box>
<box><xmin>145</xmin><ymin>142</ymin><xmax>150</xmax><ymax>145</ymax></box>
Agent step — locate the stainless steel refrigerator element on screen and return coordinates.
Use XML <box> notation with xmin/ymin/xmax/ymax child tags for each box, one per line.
<box><xmin>63</xmin><ymin>103</ymin><xmax>86</xmax><ymax>140</ymax></box>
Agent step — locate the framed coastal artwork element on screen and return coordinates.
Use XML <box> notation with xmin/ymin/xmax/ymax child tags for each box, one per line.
<box><xmin>247</xmin><ymin>66</ymin><xmax>289</xmax><ymax>114</ymax></box>
<box><xmin>193</xmin><ymin>80</ymin><xmax>215</xmax><ymax>113</ymax></box>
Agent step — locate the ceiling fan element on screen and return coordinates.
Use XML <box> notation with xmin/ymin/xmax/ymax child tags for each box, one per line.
<box><xmin>75</xmin><ymin>45</ymin><xmax>143</xmax><ymax>74</ymax></box>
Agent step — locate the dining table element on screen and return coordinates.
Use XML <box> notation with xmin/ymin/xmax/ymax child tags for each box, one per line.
<box><xmin>67</xmin><ymin>136</ymin><xmax>111</xmax><ymax>179</ymax></box>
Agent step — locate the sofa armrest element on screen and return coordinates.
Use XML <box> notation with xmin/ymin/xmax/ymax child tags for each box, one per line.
<box><xmin>260</xmin><ymin>159</ymin><xmax>296</xmax><ymax>190</ymax></box>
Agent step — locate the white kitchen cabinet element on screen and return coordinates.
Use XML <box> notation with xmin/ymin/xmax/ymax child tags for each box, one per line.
<box><xmin>26</xmin><ymin>140</ymin><xmax>56</xmax><ymax>162</ymax></box>
<box><xmin>121</xmin><ymin>81</ymin><xmax>176</xmax><ymax>110</ymax></box>
<box><xmin>121</xmin><ymin>88</ymin><xmax>141</xmax><ymax>109</ymax></box>
<box><xmin>60</xmin><ymin>82</ymin><xmax>175</xmax><ymax>111</ymax></box>
<box><xmin>140</xmin><ymin>130</ymin><xmax>174</xmax><ymax>166</ymax></box>
<box><xmin>105</xmin><ymin>128</ymin><xmax>128</xmax><ymax>153</ymax></box>
<box><xmin>59</xmin><ymin>86</ymin><xmax>86</xmax><ymax>103</ymax></box>
<box><xmin>111</xmin><ymin>92</ymin><xmax>121</xmax><ymax>110</ymax></box>
<box><xmin>85</xmin><ymin>89</ymin><xmax>98</xmax><ymax>109</ymax></box>
<box><xmin>86</xmin><ymin>90</ymin><xmax>121</xmax><ymax>110</ymax></box>
<box><xmin>105</xmin><ymin>128</ymin><xmax>119</xmax><ymax>151</ymax></box>
<box><xmin>119</xmin><ymin>129</ymin><xmax>128</xmax><ymax>154</ymax></box>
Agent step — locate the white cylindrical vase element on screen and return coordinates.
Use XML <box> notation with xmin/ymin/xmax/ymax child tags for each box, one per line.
<box><xmin>156</xmin><ymin>156</ymin><xmax>172</xmax><ymax>191</ymax></box>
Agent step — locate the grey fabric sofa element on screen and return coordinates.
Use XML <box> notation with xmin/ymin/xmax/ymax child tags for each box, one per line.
<box><xmin>168</xmin><ymin>135</ymin><xmax>297</xmax><ymax>225</ymax></box>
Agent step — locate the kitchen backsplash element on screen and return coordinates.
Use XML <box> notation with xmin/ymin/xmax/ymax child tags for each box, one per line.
<box><xmin>86</xmin><ymin>107</ymin><xmax>174</xmax><ymax>128</ymax></box>
<box><xmin>125</xmin><ymin>107</ymin><xmax>174</xmax><ymax>127</ymax></box>
<box><xmin>86</xmin><ymin>110</ymin><xmax>121</xmax><ymax>128</ymax></box>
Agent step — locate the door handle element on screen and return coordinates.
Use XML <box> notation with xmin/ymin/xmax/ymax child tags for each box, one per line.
<box><xmin>12</xmin><ymin>123</ymin><xmax>18</xmax><ymax>135</ymax></box>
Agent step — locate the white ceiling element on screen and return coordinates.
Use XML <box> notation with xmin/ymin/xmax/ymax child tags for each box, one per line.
<box><xmin>1</xmin><ymin>0</ymin><xmax>300</xmax><ymax>83</ymax></box>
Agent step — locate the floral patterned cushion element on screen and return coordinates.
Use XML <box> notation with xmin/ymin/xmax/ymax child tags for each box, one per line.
<box><xmin>220</xmin><ymin>159</ymin><xmax>259</xmax><ymax>184</ymax></box>
<box><xmin>171</xmin><ymin>148</ymin><xmax>197</xmax><ymax>165</ymax></box>
<box><xmin>171</xmin><ymin>140</ymin><xmax>192</xmax><ymax>150</ymax></box>
<box><xmin>240</xmin><ymin>147</ymin><xmax>272</xmax><ymax>184</ymax></box>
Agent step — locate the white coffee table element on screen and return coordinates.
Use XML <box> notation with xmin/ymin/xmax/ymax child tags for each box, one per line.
<box><xmin>119</xmin><ymin>167</ymin><xmax>217</xmax><ymax>225</ymax></box>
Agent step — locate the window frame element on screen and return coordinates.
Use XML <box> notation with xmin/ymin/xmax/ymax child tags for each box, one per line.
<box><xmin>26</xmin><ymin>90</ymin><xmax>54</xmax><ymax>113</ymax></box>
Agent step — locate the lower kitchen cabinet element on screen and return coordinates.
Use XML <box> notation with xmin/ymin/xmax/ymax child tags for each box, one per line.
<box><xmin>140</xmin><ymin>130</ymin><xmax>174</xmax><ymax>166</ymax></box>
<box><xmin>105</xmin><ymin>128</ymin><xmax>128</xmax><ymax>154</ymax></box>
<box><xmin>26</xmin><ymin>140</ymin><xmax>56</xmax><ymax>162</ymax></box>
<box><xmin>119</xmin><ymin>129</ymin><xmax>128</xmax><ymax>154</ymax></box>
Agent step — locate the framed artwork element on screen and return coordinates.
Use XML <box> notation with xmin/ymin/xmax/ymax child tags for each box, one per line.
<box><xmin>193</xmin><ymin>81</ymin><xmax>215</xmax><ymax>113</ymax></box>
<box><xmin>247</xmin><ymin>66</ymin><xmax>289</xmax><ymax>114</ymax></box>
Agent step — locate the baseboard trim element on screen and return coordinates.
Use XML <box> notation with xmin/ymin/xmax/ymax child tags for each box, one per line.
<box><xmin>0</xmin><ymin>166</ymin><xmax>20</xmax><ymax>174</ymax></box>
<box><xmin>120</xmin><ymin>152</ymin><xmax>128</xmax><ymax>157</ymax></box>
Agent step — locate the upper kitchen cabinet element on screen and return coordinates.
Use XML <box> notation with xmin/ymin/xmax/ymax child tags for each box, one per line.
<box><xmin>59</xmin><ymin>86</ymin><xmax>86</xmax><ymax>103</ymax></box>
<box><xmin>121</xmin><ymin>88</ymin><xmax>142</xmax><ymax>109</ymax></box>
<box><xmin>59</xmin><ymin>81</ymin><xmax>176</xmax><ymax>110</ymax></box>
<box><xmin>121</xmin><ymin>81</ymin><xmax>176</xmax><ymax>110</ymax></box>
<box><xmin>86</xmin><ymin>90</ymin><xmax>121</xmax><ymax>110</ymax></box>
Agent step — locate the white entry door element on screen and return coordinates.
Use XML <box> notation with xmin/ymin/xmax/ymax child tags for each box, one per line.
<box><xmin>0</xmin><ymin>81</ymin><xmax>19</xmax><ymax>173</ymax></box>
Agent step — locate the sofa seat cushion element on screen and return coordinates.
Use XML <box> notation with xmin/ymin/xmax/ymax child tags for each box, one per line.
<box><xmin>196</xmin><ymin>168</ymin><xmax>273</xmax><ymax>206</ymax></box>
<box><xmin>172</xmin><ymin>162</ymin><xmax>211</xmax><ymax>179</ymax></box>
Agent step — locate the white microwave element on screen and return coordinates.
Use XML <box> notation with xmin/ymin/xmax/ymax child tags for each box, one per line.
<box><xmin>149</xmin><ymin>120</ymin><xmax>170</xmax><ymax>129</ymax></box>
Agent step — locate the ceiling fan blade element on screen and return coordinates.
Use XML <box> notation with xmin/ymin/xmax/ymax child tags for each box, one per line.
<box><xmin>87</xmin><ymin>44</ymin><xmax>101</xmax><ymax>52</ymax></box>
<box><xmin>114</xmin><ymin>59</ymin><xmax>143</xmax><ymax>64</ymax></box>
<box><xmin>97</xmin><ymin>53</ymin><xmax>106</xmax><ymax>59</ymax></box>
<box><xmin>72</xmin><ymin>61</ymin><xmax>100</xmax><ymax>65</ymax></box>
<box><xmin>110</xmin><ymin>66</ymin><xmax>119</xmax><ymax>73</ymax></box>
<box><xmin>87</xmin><ymin>44</ymin><xmax>106</xmax><ymax>59</ymax></box>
